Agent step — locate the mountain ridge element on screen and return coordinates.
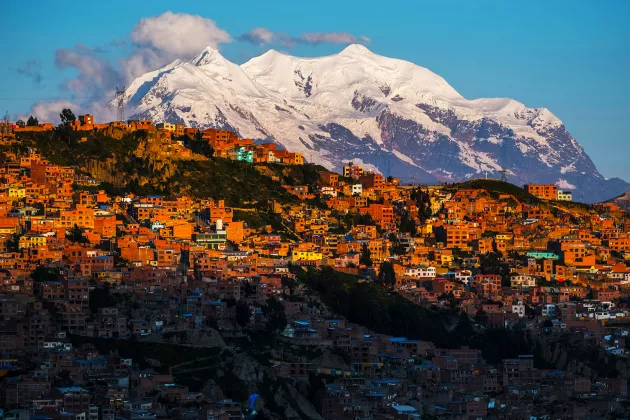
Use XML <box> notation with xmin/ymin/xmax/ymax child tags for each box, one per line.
<box><xmin>120</xmin><ymin>44</ymin><xmax>629</xmax><ymax>203</ymax></box>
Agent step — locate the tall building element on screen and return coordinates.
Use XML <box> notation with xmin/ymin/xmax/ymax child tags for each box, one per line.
<box><xmin>343</xmin><ymin>162</ymin><xmax>364</xmax><ymax>179</ymax></box>
<box><xmin>525</xmin><ymin>184</ymin><xmax>558</xmax><ymax>200</ymax></box>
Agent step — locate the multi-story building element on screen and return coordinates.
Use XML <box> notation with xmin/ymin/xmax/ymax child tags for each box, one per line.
<box><xmin>557</xmin><ymin>190</ymin><xmax>573</xmax><ymax>201</ymax></box>
<box><xmin>343</xmin><ymin>162</ymin><xmax>364</xmax><ymax>179</ymax></box>
<box><xmin>155</xmin><ymin>122</ymin><xmax>176</xmax><ymax>132</ymax></box>
<box><xmin>525</xmin><ymin>184</ymin><xmax>558</xmax><ymax>200</ymax></box>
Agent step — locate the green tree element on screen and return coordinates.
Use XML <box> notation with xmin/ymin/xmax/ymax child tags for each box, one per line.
<box><xmin>89</xmin><ymin>286</ymin><xmax>116</xmax><ymax>314</ymax></box>
<box><xmin>27</xmin><ymin>115</ymin><xmax>39</xmax><ymax>126</ymax></box>
<box><xmin>6</xmin><ymin>234</ymin><xmax>20</xmax><ymax>252</ymax></box>
<box><xmin>360</xmin><ymin>243</ymin><xmax>373</xmax><ymax>267</ymax></box>
<box><xmin>55</xmin><ymin>108</ymin><xmax>78</xmax><ymax>148</ymax></box>
<box><xmin>32</xmin><ymin>265</ymin><xmax>61</xmax><ymax>283</ymax></box>
<box><xmin>243</xmin><ymin>281</ymin><xmax>257</xmax><ymax>298</ymax></box>
<box><xmin>474</xmin><ymin>309</ymin><xmax>488</xmax><ymax>326</ymax></box>
<box><xmin>68</xmin><ymin>224</ymin><xmax>88</xmax><ymax>243</ymax></box>
<box><xmin>399</xmin><ymin>212</ymin><xmax>416</xmax><ymax>235</ymax></box>
<box><xmin>187</xmin><ymin>132</ymin><xmax>214</xmax><ymax>158</ymax></box>
<box><xmin>378</xmin><ymin>261</ymin><xmax>396</xmax><ymax>286</ymax></box>
<box><xmin>235</xmin><ymin>301</ymin><xmax>251</xmax><ymax>327</ymax></box>
<box><xmin>479</xmin><ymin>252</ymin><xmax>510</xmax><ymax>286</ymax></box>
<box><xmin>262</xmin><ymin>297</ymin><xmax>286</xmax><ymax>332</ymax></box>
<box><xmin>411</xmin><ymin>188</ymin><xmax>432</xmax><ymax>221</ymax></box>
<box><xmin>59</xmin><ymin>108</ymin><xmax>76</xmax><ymax>128</ymax></box>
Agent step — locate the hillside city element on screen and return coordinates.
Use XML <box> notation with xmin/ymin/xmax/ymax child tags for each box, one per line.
<box><xmin>0</xmin><ymin>112</ymin><xmax>630</xmax><ymax>420</ymax></box>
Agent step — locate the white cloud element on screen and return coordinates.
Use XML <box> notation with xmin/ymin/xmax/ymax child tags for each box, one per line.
<box><xmin>239</xmin><ymin>27</ymin><xmax>274</xmax><ymax>45</ymax></box>
<box><xmin>55</xmin><ymin>48</ymin><xmax>122</xmax><ymax>94</ymax></box>
<box><xmin>238</xmin><ymin>27</ymin><xmax>371</xmax><ymax>47</ymax></box>
<box><xmin>118</xmin><ymin>48</ymin><xmax>164</xmax><ymax>84</ymax></box>
<box><xmin>28</xmin><ymin>100</ymin><xmax>78</xmax><ymax>124</ymax></box>
<box><xmin>131</xmin><ymin>11</ymin><xmax>231</xmax><ymax>57</ymax></box>
<box><xmin>31</xmin><ymin>12</ymin><xmax>232</xmax><ymax>123</ymax></box>
<box><xmin>301</xmin><ymin>32</ymin><xmax>368</xmax><ymax>45</ymax></box>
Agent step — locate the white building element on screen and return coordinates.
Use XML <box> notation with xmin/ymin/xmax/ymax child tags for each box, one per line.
<box><xmin>511</xmin><ymin>275</ymin><xmax>536</xmax><ymax>289</ymax></box>
<box><xmin>557</xmin><ymin>190</ymin><xmax>573</xmax><ymax>201</ymax></box>
<box><xmin>320</xmin><ymin>186</ymin><xmax>337</xmax><ymax>197</ymax></box>
<box><xmin>455</xmin><ymin>270</ymin><xmax>473</xmax><ymax>285</ymax></box>
<box><xmin>512</xmin><ymin>301</ymin><xmax>526</xmax><ymax>317</ymax></box>
<box><xmin>351</xmin><ymin>184</ymin><xmax>363</xmax><ymax>195</ymax></box>
<box><xmin>156</xmin><ymin>122</ymin><xmax>176</xmax><ymax>132</ymax></box>
<box><xmin>405</xmin><ymin>266</ymin><xmax>436</xmax><ymax>279</ymax></box>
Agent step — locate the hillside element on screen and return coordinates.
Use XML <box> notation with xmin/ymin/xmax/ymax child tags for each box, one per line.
<box><xmin>14</xmin><ymin>128</ymin><xmax>326</xmax><ymax>207</ymax></box>
<box><xmin>450</xmin><ymin>178</ymin><xmax>541</xmax><ymax>204</ymax></box>
<box><xmin>606</xmin><ymin>191</ymin><xmax>630</xmax><ymax>212</ymax></box>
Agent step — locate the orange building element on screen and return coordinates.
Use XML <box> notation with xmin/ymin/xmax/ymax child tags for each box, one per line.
<box><xmin>58</xmin><ymin>205</ymin><xmax>95</xmax><ymax>229</ymax></box>
<box><xmin>128</xmin><ymin>120</ymin><xmax>155</xmax><ymax>131</ymax></box>
<box><xmin>359</xmin><ymin>204</ymin><xmax>394</xmax><ymax>230</ymax></box>
<box><xmin>608</xmin><ymin>237</ymin><xmax>630</xmax><ymax>252</ymax></box>
<box><xmin>319</xmin><ymin>172</ymin><xmax>339</xmax><ymax>187</ymax></box>
<box><xmin>560</xmin><ymin>241</ymin><xmax>595</xmax><ymax>267</ymax></box>
<box><xmin>445</xmin><ymin>225</ymin><xmax>479</xmax><ymax>250</ymax></box>
<box><xmin>359</xmin><ymin>173</ymin><xmax>384</xmax><ymax>190</ymax></box>
<box><xmin>207</xmin><ymin>200</ymin><xmax>233</xmax><ymax>223</ymax></box>
<box><xmin>343</xmin><ymin>162</ymin><xmax>364</xmax><ymax>179</ymax></box>
<box><xmin>202</xmin><ymin>128</ymin><xmax>239</xmax><ymax>148</ymax></box>
<box><xmin>226</xmin><ymin>221</ymin><xmax>245</xmax><ymax>243</ymax></box>
<box><xmin>274</xmin><ymin>150</ymin><xmax>304</xmax><ymax>165</ymax></box>
<box><xmin>93</xmin><ymin>213</ymin><xmax>117</xmax><ymax>238</ymax></box>
<box><xmin>525</xmin><ymin>184</ymin><xmax>558</xmax><ymax>200</ymax></box>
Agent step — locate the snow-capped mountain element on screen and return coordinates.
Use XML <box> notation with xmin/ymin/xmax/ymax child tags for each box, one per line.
<box><xmin>122</xmin><ymin>44</ymin><xmax>629</xmax><ymax>203</ymax></box>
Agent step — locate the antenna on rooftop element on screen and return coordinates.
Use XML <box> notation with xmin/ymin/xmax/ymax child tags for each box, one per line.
<box><xmin>115</xmin><ymin>86</ymin><xmax>126</xmax><ymax>123</ymax></box>
<box><xmin>499</xmin><ymin>167</ymin><xmax>508</xmax><ymax>183</ymax></box>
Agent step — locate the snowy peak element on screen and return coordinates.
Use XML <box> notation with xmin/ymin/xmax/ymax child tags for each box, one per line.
<box><xmin>241</xmin><ymin>44</ymin><xmax>462</xmax><ymax>101</ymax></box>
<box><xmin>122</xmin><ymin>45</ymin><xmax>629</xmax><ymax>203</ymax></box>
<box><xmin>338</xmin><ymin>43</ymin><xmax>373</xmax><ymax>56</ymax></box>
<box><xmin>190</xmin><ymin>46</ymin><xmax>230</xmax><ymax>67</ymax></box>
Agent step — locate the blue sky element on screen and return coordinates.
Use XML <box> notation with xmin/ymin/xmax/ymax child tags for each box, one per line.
<box><xmin>3</xmin><ymin>0</ymin><xmax>629</xmax><ymax>181</ymax></box>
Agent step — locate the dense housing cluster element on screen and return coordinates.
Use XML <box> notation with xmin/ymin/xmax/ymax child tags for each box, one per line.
<box><xmin>0</xmin><ymin>115</ymin><xmax>629</xmax><ymax>419</ymax></box>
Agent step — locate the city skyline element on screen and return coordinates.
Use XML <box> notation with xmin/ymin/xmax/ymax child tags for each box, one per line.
<box><xmin>3</xmin><ymin>0</ymin><xmax>629</xmax><ymax>181</ymax></box>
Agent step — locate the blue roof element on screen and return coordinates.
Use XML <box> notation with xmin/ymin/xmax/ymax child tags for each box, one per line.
<box><xmin>57</xmin><ymin>386</ymin><xmax>87</xmax><ymax>393</ymax></box>
<box><xmin>75</xmin><ymin>359</ymin><xmax>107</xmax><ymax>365</ymax></box>
<box><xmin>389</xmin><ymin>337</ymin><xmax>420</xmax><ymax>344</ymax></box>
<box><xmin>393</xmin><ymin>405</ymin><xmax>418</xmax><ymax>413</ymax></box>
<box><xmin>371</xmin><ymin>379</ymin><xmax>400</xmax><ymax>385</ymax></box>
